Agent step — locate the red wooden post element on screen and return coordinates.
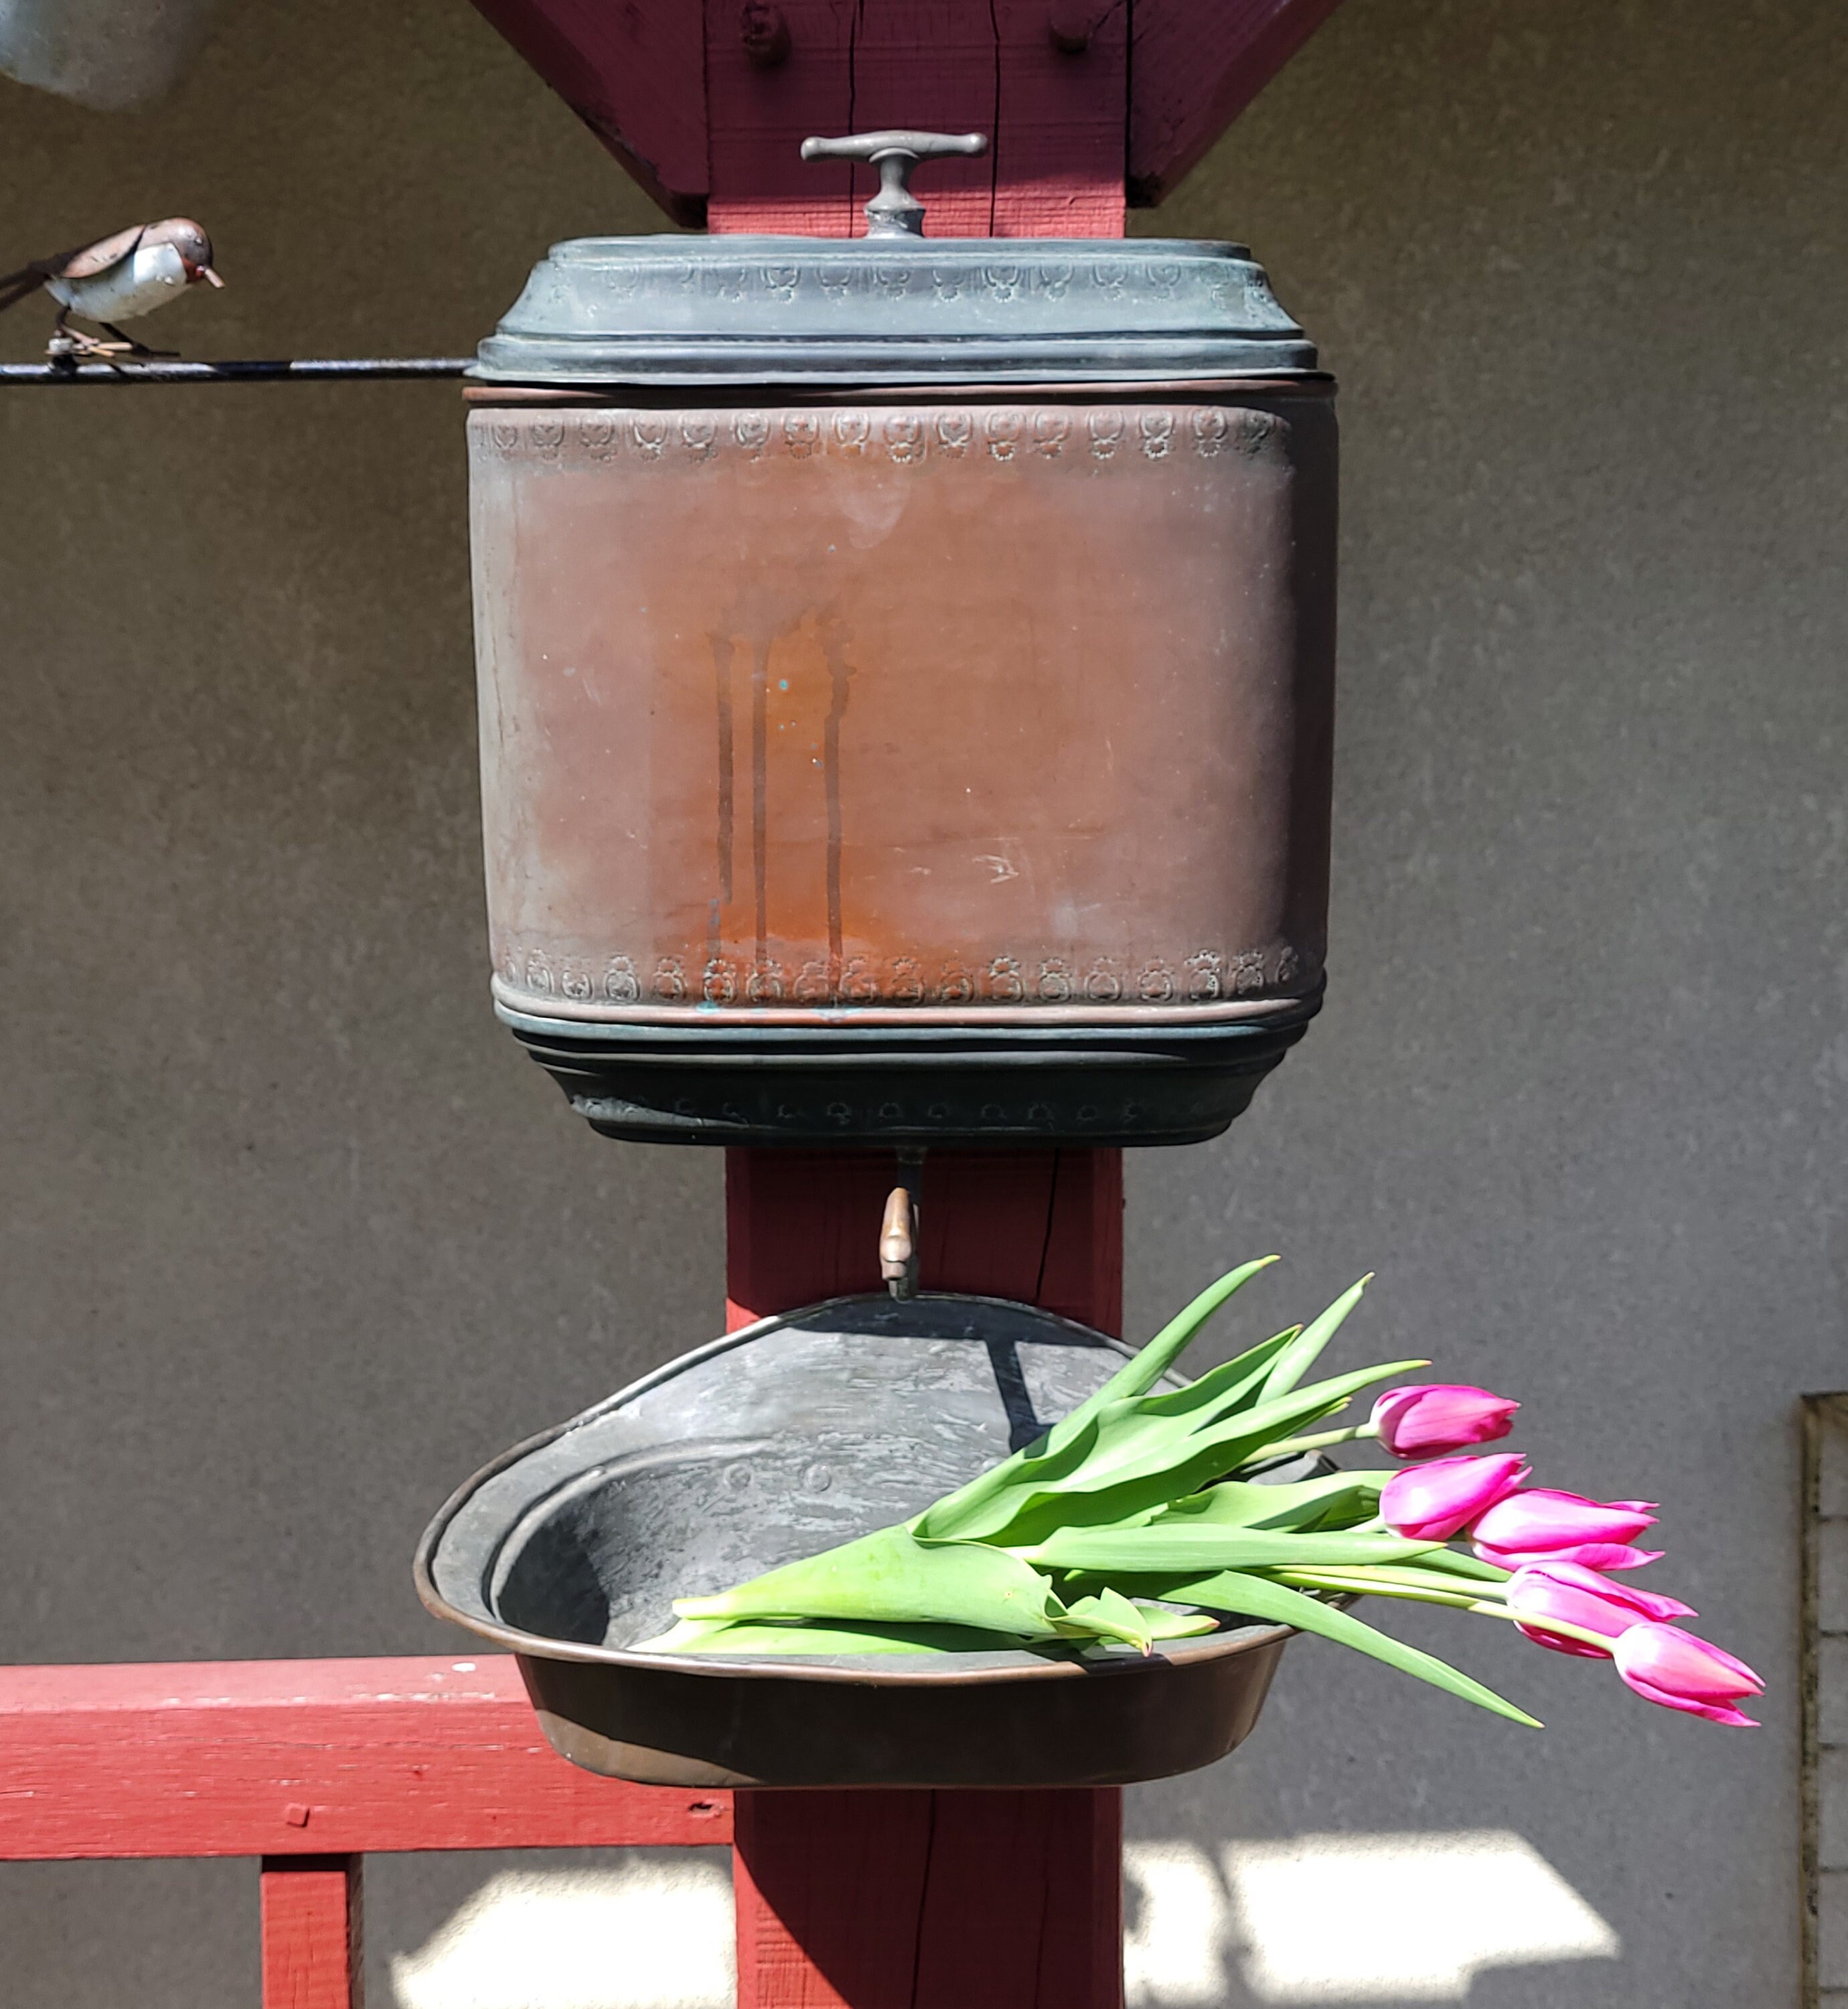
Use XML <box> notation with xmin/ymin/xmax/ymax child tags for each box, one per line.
<box><xmin>706</xmin><ymin>7</ymin><xmax>1132</xmax><ymax>1998</ymax></box>
<box><xmin>704</xmin><ymin>0</ymin><xmax>1128</xmax><ymax>237</ymax></box>
<box><xmin>726</xmin><ymin>1145</ymin><xmax>1124</xmax><ymax>2009</ymax></box>
<box><xmin>724</xmin><ymin>1146</ymin><xmax>1121</xmax><ymax>1334</ymax></box>
<box><xmin>733</xmin><ymin>1784</ymin><xmax>1122</xmax><ymax>2009</ymax></box>
<box><xmin>260</xmin><ymin>1855</ymin><xmax>362</xmax><ymax>2009</ymax></box>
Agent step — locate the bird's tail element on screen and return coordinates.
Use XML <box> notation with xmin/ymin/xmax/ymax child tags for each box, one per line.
<box><xmin>0</xmin><ymin>268</ymin><xmax>44</xmax><ymax>314</ymax></box>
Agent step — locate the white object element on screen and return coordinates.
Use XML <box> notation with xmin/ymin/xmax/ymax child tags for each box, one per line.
<box><xmin>0</xmin><ymin>0</ymin><xmax>219</xmax><ymax>110</ymax></box>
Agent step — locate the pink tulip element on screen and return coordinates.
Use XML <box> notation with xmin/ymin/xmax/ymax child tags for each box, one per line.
<box><xmin>1371</xmin><ymin>1383</ymin><xmax>1520</xmax><ymax>1458</ymax></box>
<box><xmin>1612</xmin><ymin>1622</ymin><xmax>1763</xmax><ymax>1726</ymax></box>
<box><xmin>1505</xmin><ymin>1562</ymin><xmax>1697</xmax><ymax>1659</ymax></box>
<box><xmin>1470</xmin><ymin>1488</ymin><xmax>1662</xmax><ymax>1571</ymax></box>
<box><xmin>1380</xmin><ymin>1453</ymin><xmax>1529</xmax><ymax>1541</ymax></box>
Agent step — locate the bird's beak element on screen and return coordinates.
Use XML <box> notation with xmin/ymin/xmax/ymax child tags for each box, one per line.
<box><xmin>200</xmin><ymin>265</ymin><xmax>224</xmax><ymax>288</ymax></box>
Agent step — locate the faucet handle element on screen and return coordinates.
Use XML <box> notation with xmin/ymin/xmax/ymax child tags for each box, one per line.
<box><xmin>880</xmin><ymin>1184</ymin><xmax>920</xmax><ymax>1300</ymax></box>
<box><xmin>799</xmin><ymin>129</ymin><xmax>989</xmax><ymax>238</ymax></box>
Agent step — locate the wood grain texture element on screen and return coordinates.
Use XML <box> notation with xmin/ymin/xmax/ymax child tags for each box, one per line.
<box><xmin>470</xmin><ymin>0</ymin><xmax>1350</xmax><ymax>230</ymax></box>
<box><xmin>988</xmin><ymin>0</ymin><xmax>1127</xmax><ymax>236</ymax></box>
<box><xmin>467</xmin><ymin>0</ymin><xmax>708</xmax><ymax>223</ymax></box>
<box><xmin>707</xmin><ymin>0</ymin><xmax>858</xmax><ymax>236</ymax></box>
<box><xmin>1128</xmin><ymin>0</ymin><xmax>1349</xmax><ymax>205</ymax></box>
<box><xmin>0</xmin><ymin>1657</ymin><xmax>730</xmax><ymax>1859</ymax></box>
<box><xmin>261</xmin><ymin>1856</ymin><xmax>362</xmax><ymax>2009</ymax></box>
<box><xmin>724</xmin><ymin>1146</ymin><xmax>1122</xmax><ymax>1333</ymax></box>
<box><xmin>706</xmin><ymin>0</ymin><xmax>1124</xmax><ymax>238</ymax></box>
<box><xmin>735</xmin><ymin>1787</ymin><xmax>1123</xmax><ymax>2008</ymax></box>
<box><xmin>728</xmin><ymin>1143</ymin><xmax>1124</xmax><ymax>2006</ymax></box>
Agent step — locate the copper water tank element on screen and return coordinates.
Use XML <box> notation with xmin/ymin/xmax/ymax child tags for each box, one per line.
<box><xmin>465</xmin><ymin>135</ymin><xmax>1336</xmax><ymax>1147</ymax></box>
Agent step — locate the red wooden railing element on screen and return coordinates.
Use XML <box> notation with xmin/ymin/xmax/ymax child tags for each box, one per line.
<box><xmin>0</xmin><ymin>1655</ymin><xmax>729</xmax><ymax>2008</ymax></box>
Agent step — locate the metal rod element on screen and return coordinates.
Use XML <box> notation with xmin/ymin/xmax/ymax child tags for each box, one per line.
<box><xmin>0</xmin><ymin>358</ymin><xmax>471</xmax><ymax>386</ymax></box>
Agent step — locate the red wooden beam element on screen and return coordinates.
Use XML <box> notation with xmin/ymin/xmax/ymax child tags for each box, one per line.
<box><xmin>261</xmin><ymin>1856</ymin><xmax>362</xmax><ymax>2009</ymax></box>
<box><xmin>726</xmin><ymin>1145</ymin><xmax>1124</xmax><ymax>2009</ymax></box>
<box><xmin>1127</xmin><ymin>0</ymin><xmax>1347</xmax><ymax>205</ymax></box>
<box><xmin>467</xmin><ymin>0</ymin><xmax>708</xmax><ymax>224</ymax></box>
<box><xmin>469</xmin><ymin>1</ymin><xmax>1351</xmax><ymax>230</ymax></box>
<box><xmin>704</xmin><ymin>0</ymin><xmax>1128</xmax><ymax>236</ymax></box>
<box><xmin>0</xmin><ymin>1657</ymin><xmax>729</xmax><ymax>1860</ymax></box>
<box><xmin>724</xmin><ymin>1146</ymin><xmax>1122</xmax><ymax>1333</ymax></box>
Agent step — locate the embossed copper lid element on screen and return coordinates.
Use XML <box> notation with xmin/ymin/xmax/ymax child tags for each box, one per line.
<box><xmin>471</xmin><ymin>236</ymin><xmax>1318</xmax><ymax>386</ymax></box>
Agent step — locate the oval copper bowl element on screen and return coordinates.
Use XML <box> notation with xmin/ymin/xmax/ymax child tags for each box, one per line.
<box><xmin>416</xmin><ymin>1292</ymin><xmax>1293</xmax><ymax>1789</ymax></box>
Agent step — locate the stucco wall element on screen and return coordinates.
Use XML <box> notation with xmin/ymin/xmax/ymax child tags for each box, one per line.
<box><xmin>1</xmin><ymin>1</ymin><xmax>1843</xmax><ymax>2003</ymax></box>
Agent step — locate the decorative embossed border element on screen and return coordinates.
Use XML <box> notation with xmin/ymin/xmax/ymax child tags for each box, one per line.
<box><xmin>469</xmin><ymin>403</ymin><xmax>1288</xmax><ymax>468</ymax></box>
<box><xmin>491</xmin><ymin>941</ymin><xmax>1322</xmax><ymax>1023</ymax></box>
<box><xmin>550</xmin><ymin>251</ymin><xmax>1287</xmax><ymax>322</ymax></box>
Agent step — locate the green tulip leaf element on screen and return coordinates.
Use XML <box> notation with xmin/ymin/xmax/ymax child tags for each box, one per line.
<box><xmin>672</xmin><ymin>1525</ymin><xmax>1068</xmax><ymax>1637</ymax></box>
<box><xmin>1164</xmin><ymin>1472</ymin><xmax>1393</xmax><ymax>1532</ymax></box>
<box><xmin>639</xmin><ymin>1616</ymin><xmax>1045</xmax><ymax>1655</ymax></box>
<box><xmin>1148</xmin><ymin>1570</ymin><xmax>1542</xmax><ymax>1728</ymax></box>
<box><xmin>1257</xmin><ymin>1276</ymin><xmax>1372</xmax><ymax>1403</ymax></box>
<box><xmin>917</xmin><ymin>1258</ymin><xmax>1277</xmax><ymax>1539</ymax></box>
<box><xmin>964</xmin><ymin>1358</ymin><xmax>1427</xmax><ymax>1546</ymax></box>
<box><xmin>1130</xmin><ymin>1327</ymin><xmax>1301</xmax><ymax>1424</ymax></box>
<box><xmin>1028</xmin><ymin>1526</ymin><xmax>1442</xmax><ymax>1574</ymax></box>
<box><xmin>1055</xmin><ymin>1586</ymin><xmax>1156</xmax><ymax>1651</ymax></box>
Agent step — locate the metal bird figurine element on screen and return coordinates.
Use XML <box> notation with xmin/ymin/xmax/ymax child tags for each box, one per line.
<box><xmin>0</xmin><ymin>218</ymin><xmax>222</xmax><ymax>358</ymax></box>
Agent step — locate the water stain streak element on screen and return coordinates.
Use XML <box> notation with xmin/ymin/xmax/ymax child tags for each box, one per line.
<box><xmin>751</xmin><ymin>636</ymin><xmax>773</xmax><ymax>970</ymax></box>
<box><xmin>820</xmin><ymin>615</ymin><xmax>854</xmax><ymax>998</ymax></box>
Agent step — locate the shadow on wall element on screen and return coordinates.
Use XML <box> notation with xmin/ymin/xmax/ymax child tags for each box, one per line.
<box><xmin>371</xmin><ymin>1832</ymin><xmax>1617</xmax><ymax>2009</ymax></box>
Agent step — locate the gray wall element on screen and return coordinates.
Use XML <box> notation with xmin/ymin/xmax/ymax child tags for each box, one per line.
<box><xmin>1</xmin><ymin>0</ymin><xmax>1841</xmax><ymax>2002</ymax></box>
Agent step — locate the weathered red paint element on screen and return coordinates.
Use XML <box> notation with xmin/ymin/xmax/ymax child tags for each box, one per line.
<box><xmin>726</xmin><ymin>1143</ymin><xmax>1125</xmax><ymax>2008</ymax></box>
<box><xmin>1128</xmin><ymin>0</ymin><xmax>1349</xmax><ymax>204</ymax></box>
<box><xmin>735</xmin><ymin>1787</ymin><xmax>1124</xmax><ymax>2009</ymax></box>
<box><xmin>467</xmin><ymin>1</ymin><xmax>1348</xmax><ymax>226</ymax></box>
<box><xmin>704</xmin><ymin>0</ymin><xmax>1127</xmax><ymax>236</ymax></box>
<box><xmin>724</xmin><ymin>1146</ymin><xmax>1122</xmax><ymax>1333</ymax></box>
<box><xmin>0</xmin><ymin>1656</ymin><xmax>730</xmax><ymax>1859</ymax></box>
<box><xmin>467</xmin><ymin>0</ymin><xmax>708</xmax><ymax>224</ymax></box>
<box><xmin>260</xmin><ymin>1856</ymin><xmax>362</xmax><ymax>2009</ymax></box>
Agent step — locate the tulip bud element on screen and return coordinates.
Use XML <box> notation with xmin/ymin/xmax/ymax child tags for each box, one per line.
<box><xmin>1371</xmin><ymin>1383</ymin><xmax>1520</xmax><ymax>1459</ymax></box>
<box><xmin>1380</xmin><ymin>1453</ymin><xmax>1529</xmax><ymax>1541</ymax></box>
<box><xmin>1471</xmin><ymin>1488</ymin><xmax>1661</xmax><ymax>1572</ymax></box>
<box><xmin>1612</xmin><ymin>1622</ymin><xmax>1763</xmax><ymax>1726</ymax></box>
<box><xmin>1505</xmin><ymin>1562</ymin><xmax>1697</xmax><ymax>1659</ymax></box>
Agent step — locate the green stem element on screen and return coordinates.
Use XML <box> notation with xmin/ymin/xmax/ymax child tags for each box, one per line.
<box><xmin>1470</xmin><ymin>1601</ymin><xmax>1615</xmax><ymax>1653</ymax></box>
<box><xmin>1294</xmin><ymin>1564</ymin><xmax>1510</xmax><ymax>1598</ymax></box>
<box><xmin>1255</xmin><ymin>1424</ymin><xmax>1375</xmax><ymax>1459</ymax></box>
<box><xmin>1273</xmin><ymin>1574</ymin><xmax>1616</xmax><ymax>1655</ymax></box>
<box><xmin>1277</xmin><ymin>1570</ymin><xmax>1484</xmax><ymax>1611</ymax></box>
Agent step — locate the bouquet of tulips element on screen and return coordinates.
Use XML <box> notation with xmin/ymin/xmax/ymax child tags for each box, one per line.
<box><xmin>646</xmin><ymin>1258</ymin><xmax>1762</xmax><ymax>1728</ymax></box>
